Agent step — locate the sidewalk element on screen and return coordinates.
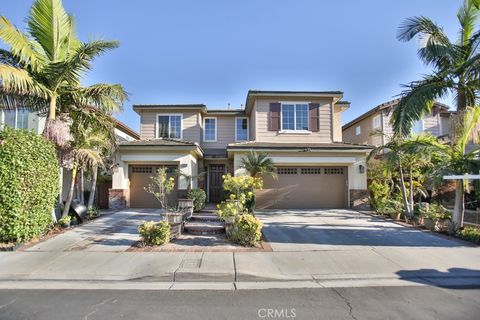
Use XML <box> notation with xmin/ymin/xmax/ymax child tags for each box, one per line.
<box><xmin>1</xmin><ymin>245</ymin><xmax>480</xmax><ymax>288</ymax></box>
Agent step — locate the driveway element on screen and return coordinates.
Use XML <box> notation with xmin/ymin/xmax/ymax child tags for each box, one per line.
<box><xmin>256</xmin><ymin>209</ymin><xmax>469</xmax><ymax>252</ymax></box>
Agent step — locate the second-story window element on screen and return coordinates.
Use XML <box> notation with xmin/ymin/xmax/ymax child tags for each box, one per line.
<box><xmin>157</xmin><ymin>114</ymin><xmax>182</xmax><ymax>139</ymax></box>
<box><xmin>204</xmin><ymin>117</ymin><xmax>217</xmax><ymax>142</ymax></box>
<box><xmin>235</xmin><ymin>117</ymin><xmax>248</xmax><ymax>141</ymax></box>
<box><xmin>355</xmin><ymin>126</ymin><xmax>361</xmax><ymax>135</ymax></box>
<box><xmin>281</xmin><ymin>103</ymin><xmax>309</xmax><ymax>131</ymax></box>
<box><xmin>372</xmin><ymin>115</ymin><xmax>381</xmax><ymax>129</ymax></box>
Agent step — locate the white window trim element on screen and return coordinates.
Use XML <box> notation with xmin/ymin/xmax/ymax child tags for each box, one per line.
<box><xmin>0</xmin><ymin>110</ymin><xmax>4</xmax><ymax>130</ymax></box>
<box><xmin>156</xmin><ymin>113</ymin><xmax>183</xmax><ymax>139</ymax></box>
<box><xmin>280</xmin><ymin>102</ymin><xmax>311</xmax><ymax>132</ymax></box>
<box><xmin>0</xmin><ymin>109</ymin><xmax>28</xmax><ymax>130</ymax></box>
<box><xmin>235</xmin><ymin>117</ymin><xmax>249</xmax><ymax>141</ymax></box>
<box><xmin>355</xmin><ymin>125</ymin><xmax>361</xmax><ymax>136</ymax></box>
<box><xmin>372</xmin><ymin>115</ymin><xmax>381</xmax><ymax>129</ymax></box>
<box><xmin>203</xmin><ymin>117</ymin><xmax>217</xmax><ymax>142</ymax></box>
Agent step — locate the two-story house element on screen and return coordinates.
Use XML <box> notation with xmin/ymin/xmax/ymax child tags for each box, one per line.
<box><xmin>111</xmin><ymin>90</ymin><xmax>372</xmax><ymax>210</ymax></box>
<box><xmin>342</xmin><ymin>99</ymin><xmax>451</xmax><ymax>146</ymax></box>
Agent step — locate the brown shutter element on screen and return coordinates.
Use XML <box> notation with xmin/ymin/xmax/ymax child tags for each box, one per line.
<box><xmin>309</xmin><ymin>103</ymin><xmax>320</xmax><ymax>132</ymax></box>
<box><xmin>269</xmin><ymin>102</ymin><xmax>281</xmax><ymax>131</ymax></box>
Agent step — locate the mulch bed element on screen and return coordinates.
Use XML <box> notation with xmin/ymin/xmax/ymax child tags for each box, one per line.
<box><xmin>127</xmin><ymin>234</ymin><xmax>272</xmax><ymax>253</ymax></box>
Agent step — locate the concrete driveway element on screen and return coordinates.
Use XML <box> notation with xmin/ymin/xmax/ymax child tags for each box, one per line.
<box><xmin>256</xmin><ymin>209</ymin><xmax>468</xmax><ymax>252</ymax></box>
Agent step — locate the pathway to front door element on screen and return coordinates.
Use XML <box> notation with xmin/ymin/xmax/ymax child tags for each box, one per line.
<box><xmin>208</xmin><ymin>164</ymin><xmax>224</xmax><ymax>203</ymax></box>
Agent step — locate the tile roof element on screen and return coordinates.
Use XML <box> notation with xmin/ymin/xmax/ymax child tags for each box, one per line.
<box><xmin>227</xmin><ymin>141</ymin><xmax>373</xmax><ymax>150</ymax></box>
<box><xmin>119</xmin><ymin>138</ymin><xmax>198</xmax><ymax>147</ymax></box>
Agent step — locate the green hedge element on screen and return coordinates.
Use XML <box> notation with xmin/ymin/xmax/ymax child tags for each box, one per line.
<box><xmin>187</xmin><ymin>188</ymin><xmax>206</xmax><ymax>212</ymax></box>
<box><xmin>0</xmin><ymin>128</ymin><xmax>59</xmax><ymax>243</ymax></box>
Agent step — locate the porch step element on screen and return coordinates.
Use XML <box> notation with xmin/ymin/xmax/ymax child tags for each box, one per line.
<box><xmin>184</xmin><ymin>221</ymin><xmax>226</xmax><ymax>235</ymax></box>
<box><xmin>191</xmin><ymin>214</ymin><xmax>221</xmax><ymax>222</ymax></box>
<box><xmin>198</xmin><ymin>209</ymin><xmax>217</xmax><ymax>215</ymax></box>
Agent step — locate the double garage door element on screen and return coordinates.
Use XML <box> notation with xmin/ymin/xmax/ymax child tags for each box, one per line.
<box><xmin>256</xmin><ymin>166</ymin><xmax>347</xmax><ymax>209</ymax></box>
<box><xmin>129</xmin><ymin>165</ymin><xmax>178</xmax><ymax>208</ymax></box>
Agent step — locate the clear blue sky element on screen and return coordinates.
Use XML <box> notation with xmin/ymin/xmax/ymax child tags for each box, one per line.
<box><xmin>1</xmin><ymin>0</ymin><xmax>462</xmax><ymax>132</ymax></box>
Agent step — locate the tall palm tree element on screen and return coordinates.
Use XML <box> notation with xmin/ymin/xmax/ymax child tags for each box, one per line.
<box><xmin>241</xmin><ymin>151</ymin><xmax>276</xmax><ymax>178</ymax></box>
<box><xmin>0</xmin><ymin>0</ymin><xmax>127</xmax><ymax>123</ymax></box>
<box><xmin>392</xmin><ymin>0</ymin><xmax>479</xmax><ymax>136</ymax></box>
<box><xmin>409</xmin><ymin>106</ymin><xmax>480</xmax><ymax>228</ymax></box>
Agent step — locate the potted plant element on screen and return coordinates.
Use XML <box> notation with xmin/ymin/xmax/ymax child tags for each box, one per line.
<box><xmin>423</xmin><ymin>204</ymin><xmax>452</xmax><ymax>232</ymax></box>
<box><xmin>144</xmin><ymin>168</ymin><xmax>182</xmax><ymax>222</ymax></box>
<box><xmin>383</xmin><ymin>200</ymin><xmax>403</xmax><ymax>220</ymax></box>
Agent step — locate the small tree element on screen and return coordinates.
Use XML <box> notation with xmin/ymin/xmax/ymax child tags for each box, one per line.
<box><xmin>241</xmin><ymin>151</ymin><xmax>276</xmax><ymax>178</ymax></box>
<box><xmin>144</xmin><ymin>168</ymin><xmax>175</xmax><ymax>211</ymax></box>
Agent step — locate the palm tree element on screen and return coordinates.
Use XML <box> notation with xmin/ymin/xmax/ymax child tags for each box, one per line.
<box><xmin>0</xmin><ymin>0</ymin><xmax>127</xmax><ymax>124</ymax></box>
<box><xmin>62</xmin><ymin>124</ymin><xmax>112</xmax><ymax>218</ymax></box>
<box><xmin>408</xmin><ymin>106</ymin><xmax>480</xmax><ymax>228</ymax></box>
<box><xmin>392</xmin><ymin>0</ymin><xmax>479</xmax><ymax>136</ymax></box>
<box><xmin>241</xmin><ymin>151</ymin><xmax>276</xmax><ymax>178</ymax></box>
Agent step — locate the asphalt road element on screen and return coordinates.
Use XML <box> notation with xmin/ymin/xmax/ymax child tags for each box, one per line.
<box><xmin>1</xmin><ymin>286</ymin><xmax>479</xmax><ymax>320</ymax></box>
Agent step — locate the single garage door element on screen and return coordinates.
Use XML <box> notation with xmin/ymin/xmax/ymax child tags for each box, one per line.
<box><xmin>256</xmin><ymin>166</ymin><xmax>347</xmax><ymax>209</ymax></box>
<box><xmin>129</xmin><ymin>165</ymin><xmax>178</xmax><ymax>208</ymax></box>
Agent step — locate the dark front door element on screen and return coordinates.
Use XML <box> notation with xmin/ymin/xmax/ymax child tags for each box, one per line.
<box><xmin>209</xmin><ymin>164</ymin><xmax>225</xmax><ymax>203</ymax></box>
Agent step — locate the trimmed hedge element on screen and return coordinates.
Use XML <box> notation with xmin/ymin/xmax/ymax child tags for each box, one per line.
<box><xmin>230</xmin><ymin>214</ymin><xmax>263</xmax><ymax>247</ymax></box>
<box><xmin>138</xmin><ymin>221</ymin><xmax>170</xmax><ymax>246</ymax></box>
<box><xmin>187</xmin><ymin>188</ymin><xmax>206</xmax><ymax>212</ymax></box>
<box><xmin>0</xmin><ymin>128</ymin><xmax>59</xmax><ymax>243</ymax></box>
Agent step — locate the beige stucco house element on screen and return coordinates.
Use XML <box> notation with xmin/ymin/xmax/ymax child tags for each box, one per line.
<box><xmin>111</xmin><ymin>90</ymin><xmax>372</xmax><ymax>210</ymax></box>
<box><xmin>342</xmin><ymin>99</ymin><xmax>451</xmax><ymax>146</ymax></box>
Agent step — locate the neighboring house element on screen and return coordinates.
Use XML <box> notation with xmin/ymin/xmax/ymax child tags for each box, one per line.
<box><xmin>342</xmin><ymin>99</ymin><xmax>451</xmax><ymax>147</ymax></box>
<box><xmin>111</xmin><ymin>90</ymin><xmax>372</xmax><ymax>210</ymax></box>
<box><xmin>0</xmin><ymin>108</ymin><xmax>139</xmax><ymax>207</ymax></box>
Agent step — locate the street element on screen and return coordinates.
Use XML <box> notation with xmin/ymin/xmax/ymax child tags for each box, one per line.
<box><xmin>1</xmin><ymin>286</ymin><xmax>479</xmax><ymax>320</ymax></box>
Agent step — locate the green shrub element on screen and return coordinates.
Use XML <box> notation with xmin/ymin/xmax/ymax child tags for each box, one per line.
<box><xmin>230</xmin><ymin>214</ymin><xmax>263</xmax><ymax>246</ymax></box>
<box><xmin>369</xmin><ymin>180</ymin><xmax>390</xmax><ymax>212</ymax></box>
<box><xmin>457</xmin><ymin>226</ymin><xmax>480</xmax><ymax>244</ymax></box>
<box><xmin>424</xmin><ymin>204</ymin><xmax>451</xmax><ymax>220</ymax></box>
<box><xmin>58</xmin><ymin>216</ymin><xmax>71</xmax><ymax>228</ymax></box>
<box><xmin>138</xmin><ymin>221</ymin><xmax>170</xmax><ymax>246</ymax></box>
<box><xmin>0</xmin><ymin>128</ymin><xmax>59</xmax><ymax>243</ymax></box>
<box><xmin>217</xmin><ymin>200</ymin><xmax>243</xmax><ymax>220</ymax></box>
<box><xmin>186</xmin><ymin>188</ymin><xmax>206</xmax><ymax>212</ymax></box>
<box><xmin>87</xmin><ymin>207</ymin><xmax>100</xmax><ymax>219</ymax></box>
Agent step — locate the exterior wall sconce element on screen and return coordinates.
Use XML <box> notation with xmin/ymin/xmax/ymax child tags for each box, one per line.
<box><xmin>359</xmin><ymin>165</ymin><xmax>365</xmax><ymax>174</ymax></box>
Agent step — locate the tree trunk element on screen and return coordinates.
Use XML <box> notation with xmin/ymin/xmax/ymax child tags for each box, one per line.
<box><xmin>48</xmin><ymin>95</ymin><xmax>56</xmax><ymax>120</ymax></box>
<box><xmin>409</xmin><ymin>169</ymin><xmax>414</xmax><ymax>215</ymax></box>
<box><xmin>87</xmin><ymin>165</ymin><xmax>98</xmax><ymax>210</ymax></box>
<box><xmin>398</xmin><ymin>164</ymin><xmax>412</xmax><ymax>218</ymax></box>
<box><xmin>453</xmin><ymin>179</ymin><xmax>464</xmax><ymax>229</ymax></box>
<box><xmin>62</xmin><ymin>162</ymin><xmax>78</xmax><ymax>218</ymax></box>
<box><xmin>79</xmin><ymin>168</ymin><xmax>85</xmax><ymax>204</ymax></box>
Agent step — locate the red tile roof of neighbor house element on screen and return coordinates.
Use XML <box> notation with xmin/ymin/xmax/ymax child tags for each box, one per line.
<box><xmin>342</xmin><ymin>99</ymin><xmax>451</xmax><ymax>130</ymax></box>
<box><xmin>227</xmin><ymin>141</ymin><xmax>373</xmax><ymax>150</ymax></box>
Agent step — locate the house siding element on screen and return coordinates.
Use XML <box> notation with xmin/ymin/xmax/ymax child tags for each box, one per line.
<box><xmin>254</xmin><ymin>98</ymin><xmax>333</xmax><ymax>143</ymax></box>
<box><xmin>201</xmin><ymin>115</ymin><xmax>236</xmax><ymax>149</ymax></box>
<box><xmin>140</xmin><ymin>110</ymin><xmax>201</xmax><ymax>143</ymax></box>
<box><xmin>343</xmin><ymin>112</ymin><xmax>383</xmax><ymax>146</ymax></box>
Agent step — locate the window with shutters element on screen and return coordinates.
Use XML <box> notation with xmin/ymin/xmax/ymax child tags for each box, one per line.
<box><xmin>281</xmin><ymin>103</ymin><xmax>309</xmax><ymax>131</ymax></box>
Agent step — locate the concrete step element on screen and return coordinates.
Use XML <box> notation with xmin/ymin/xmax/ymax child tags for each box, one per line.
<box><xmin>184</xmin><ymin>221</ymin><xmax>226</xmax><ymax>235</ymax></box>
<box><xmin>191</xmin><ymin>214</ymin><xmax>221</xmax><ymax>222</ymax></box>
<box><xmin>197</xmin><ymin>209</ymin><xmax>217</xmax><ymax>215</ymax></box>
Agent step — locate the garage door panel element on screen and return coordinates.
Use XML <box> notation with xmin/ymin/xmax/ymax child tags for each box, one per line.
<box><xmin>256</xmin><ymin>166</ymin><xmax>347</xmax><ymax>209</ymax></box>
<box><xmin>129</xmin><ymin>165</ymin><xmax>179</xmax><ymax>208</ymax></box>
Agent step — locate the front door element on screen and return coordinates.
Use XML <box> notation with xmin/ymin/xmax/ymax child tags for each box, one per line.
<box><xmin>208</xmin><ymin>164</ymin><xmax>225</xmax><ymax>203</ymax></box>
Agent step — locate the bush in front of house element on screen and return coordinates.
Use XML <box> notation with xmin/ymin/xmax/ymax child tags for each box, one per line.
<box><xmin>138</xmin><ymin>221</ymin><xmax>170</xmax><ymax>245</ymax></box>
<box><xmin>229</xmin><ymin>214</ymin><xmax>263</xmax><ymax>247</ymax></box>
<box><xmin>457</xmin><ymin>226</ymin><xmax>480</xmax><ymax>244</ymax></box>
<box><xmin>0</xmin><ymin>128</ymin><xmax>59</xmax><ymax>243</ymax></box>
<box><xmin>186</xmin><ymin>188</ymin><xmax>206</xmax><ymax>212</ymax></box>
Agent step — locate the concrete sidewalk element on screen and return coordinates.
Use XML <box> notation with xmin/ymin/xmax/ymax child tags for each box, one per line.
<box><xmin>1</xmin><ymin>246</ymin><xmax>480</xmax><ymax>285</ymax></box>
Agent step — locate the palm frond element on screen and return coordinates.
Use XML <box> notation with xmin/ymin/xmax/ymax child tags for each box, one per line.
<box><xmin>0</xmin><ymin>16</ymin><xmax>44</xmax><ymax>71</ymax></box>
<box><xmin>457</xmin><ymin>0</ymin><xmax>480</xmax><ymax>46</ymax></box>
<box><xmin>392</xmin><ymin>76</ymin><xmax>451</xmax><ymax>136</ymax></box>
<box><xmin>0</xmin><ymin>63</ymin><xmax>49</xmax><ymax>98</ymax></box>
<box><xmin>73</xmin><ymin>83</ymin><xmax>127</xmax><ymax>113</ymax></box>
<box><xmin>27</xmin><ymin>0</ymin><xmax>73</xmax><ymax>62</ymax></box>
<box><xmin>397</xmin><ymin>16</ymin><xmax>451</xmax><ymax>45</ymax></box>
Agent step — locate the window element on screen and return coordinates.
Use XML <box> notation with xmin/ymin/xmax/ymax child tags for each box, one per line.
<box><xmin>204</xmin><ymin>117</ymin><xmax>217</xmax><ymax>142</ymax></box>
<box><xmin>324</xmin><ymin>168</ymin><xmax>345</xmax><ymax>175</ymax></box>
<box><xmin>412</xmin><ymin>119</ymin><xmax>423</xmax><ymax>134</ymax></box>
<box><xmin>235</xmin><ymin>117</ymin><xmax>248</xmax><ymax>141</ymax></box>
<box><xmin>277</xmin><ymin>167</ymin><xmax>298</xmax><ymax>175</ymax></box>
<box><xmin>0</xmin><ymin>109</ymin><xmax>29</xmax><ymax>130</ymax></box>
<box><xmin>281</xmin><ymin>103</ymin><xmax>309</xmax><ymax>131</ymax></box>
<box><xmin>372</xmin><ymin>115</ymin><xmax>381</xmax><ymax>129</ymax></box>
<box><xmin>301</xmin><ymin>168</ymin><xmax>322</xmax><ymax>174</ymax></box>
<box><xmin>355</xmin><ymin>126</ymin><xmax>361</xmax><ymax>136</ymax></box>
<box><xmin>157</xmin><ymin>114</ymin><xmax>182</xmax><ymax>139</ymax></box>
